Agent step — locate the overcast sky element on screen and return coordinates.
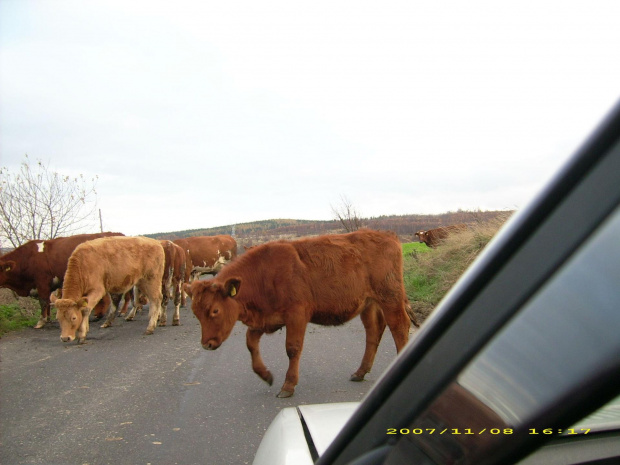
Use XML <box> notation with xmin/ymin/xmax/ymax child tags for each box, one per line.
<box><xmin>1</xmin><ymin>1</ymin><xmax>619</xmax><ymax>236</ymax></box>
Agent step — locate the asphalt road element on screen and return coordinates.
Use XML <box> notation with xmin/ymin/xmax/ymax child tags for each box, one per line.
<box><xmin>0</xmin><ymin>300</ymin><xmax>414</xmax><ymax>465</ymax></box>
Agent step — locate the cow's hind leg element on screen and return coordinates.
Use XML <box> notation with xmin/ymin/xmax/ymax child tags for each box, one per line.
<box><xmin>384</xmin><ymin>301</ymin><xmax>410</xmax><ymax>354</ymax></box>
<box><xmin>278</xmin><ymin>315</ymin><xmax>307</xmax><ymax>398</ymax></box>
<box><xmin>351</xmin><ymin>301</ymin><xmax>386</xmax><ymax>382</ymax></box>
<box><xmin>172</xmin><ymin>279</ymin><xmax>181</xmax><ymax>326</ymax></box>
<box><xmin>100</xmin><ymin>299</ymin><xmax>119</xmax><ymax>328</ymax></box>
<box><xmin>246</xmin><ymin>328</ymin><xmax>273</xmax><ymax>386</ymax></box>
<box><xmin>159</xmin><ymin>287</ymin><xmax>170</xmax><ymax>326</ymax></box>
<box><xmin>140</xmin><ymin>280</ymin><xmax>163</xmax><ymax>335</ymax></box>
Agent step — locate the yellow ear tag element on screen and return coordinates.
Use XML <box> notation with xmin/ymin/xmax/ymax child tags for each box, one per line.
<box><xmin>230</xmin><ymin>285</ymin><xmax>237</xmax><ymax>297</ymax></box>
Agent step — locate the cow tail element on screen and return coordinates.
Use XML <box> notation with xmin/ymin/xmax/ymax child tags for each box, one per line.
<box><xmin>404</xmin><ymin>297</ymin><xmax>420</xmax><ymax>327</ymax></box>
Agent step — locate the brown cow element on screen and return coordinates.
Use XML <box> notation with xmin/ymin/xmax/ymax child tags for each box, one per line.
<box><xmin>174</xmin><ymin>235</ymin><xmax>237</xmax><ymax>306</ymax></box>
<box><xmin>415</xmin><ymin>224</ymin><xmax>468</xmax><ymax>248</ymax></box>
<box><xmin>0</xmin><ymin>232</ymin><xmax>124</xmax><ymax>328</ymax></box>
<box><xmin>125</xmin><ymin>240</ymin><xmax>186</xmax><ymax>326</ymax></box>
<box><xmin>184</xmin><ymin>229</ymin><xmax>411</xmax><ymax>398</ymax></box>
<box><xmin>50</xmin><ymin>236</ymin><xmax>165</xmax><ymax>343</ymax></box>
<box><xmin>174</xmin><ymin>235</ymin><xmax>237</xmax><ymax>282</ymax></box>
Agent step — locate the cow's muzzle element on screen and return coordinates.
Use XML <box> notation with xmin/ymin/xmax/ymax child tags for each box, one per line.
<box><xmin>60</xmin><ymin>335</ymin><xmax>74</xmax><ymax>343</ymax></box>
<box><xmin>202</xmin><ymin>339</ymin><xmax>220</xmax><ymax>350</ymax></box>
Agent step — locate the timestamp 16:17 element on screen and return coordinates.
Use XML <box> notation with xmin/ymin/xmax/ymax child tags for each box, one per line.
<box><xmin>529</xmin><ymin>428</ymin><xmax>591</xmax><ymax>435</ymax></box>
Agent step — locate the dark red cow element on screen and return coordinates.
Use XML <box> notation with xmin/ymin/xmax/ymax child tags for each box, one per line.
<box><xmin>184</xmin><ymin>229</ymin><xmax>412</xmax><ymax>398</ymax></box>
<box><xmin>0</xmin><ymin>232</ymin><xmax>124</xmax><ymax>328</ymax></box>
<box><xmin>415</xmin><ymin>224</ymin><xmax>468</xmax><ymax>248</ymax></box>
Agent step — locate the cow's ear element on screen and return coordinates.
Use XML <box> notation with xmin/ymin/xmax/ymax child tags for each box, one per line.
<box><xmin>183</xmin><ymin>283</ymin><xmax>193</xmax><ymax>298</ymax></box>
<box><xmin>1</xmin><ymin>260</ymin><xmax>16</xmax><ymax>272</ymax></box>
<box><xmin>77</xmin><ymin>298</ymin><xmax>89</xmax><ymax>311</ymax></box>
<box><xmin>50</xmin><ymin>289</ymin><xmax>61</xmax><ymax>304</ymax></box>
<box><xmin>224</xmin><ymin>278</ymin><xmax>241</xmax><ymax>298</ymax></box>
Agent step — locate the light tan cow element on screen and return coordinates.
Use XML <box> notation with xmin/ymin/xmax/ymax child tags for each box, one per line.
<box><xmin>51</xmin><ymin>236</ymin><xmax>165</xmax><ymax>343</ymax></box>
<box><xmin>125</xmin><ymin>240</ymin><xmax>186</xmax><ymax>326</ymax></box>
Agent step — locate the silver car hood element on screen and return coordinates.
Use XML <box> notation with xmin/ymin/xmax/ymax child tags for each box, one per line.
<box><xmin>253</xmin><ymin>402</ymin><xmax>359</xmax><ymax>465</ymax></box>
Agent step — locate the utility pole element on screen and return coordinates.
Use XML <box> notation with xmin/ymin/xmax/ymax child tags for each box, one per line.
<box><xmin>99</xmin><ymin>209</ymin><xmax>103</xmax><ymax>233</ymax></box>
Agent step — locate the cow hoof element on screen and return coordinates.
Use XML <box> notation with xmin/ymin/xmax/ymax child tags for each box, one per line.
<box><xmin>125</xmin><ymin>317</ymin><xmax>134</xmax><ymax>322</ymax></box>
<box><xmin>34</xmin><ymin>321</ymin><xmax>45</xmax><ymax>329</ymax></box>
<box><xmin>159</xmin><ymin>322</ymin><xmax>166</xmax><ymax>327</ymax></box>
<box><xmin>262</xmin><ymin>372</ymin><xmax>274</xmax><ymax>386</ymax></box>
<box><xmin>172</xmin><ymin>320</ymin><xmax>180</xmax><ymax>326</ymax></box>
<box><xmin>77</xmin><ymin>338</ymin><xmax>86</xmax><ymax>344</ymax></box>
<box><xmin>350</xmin><ymin>374</ymin><xmax>366</xmax><ymax>382</ymax></box>
<box><xmin>144</xmin><ymin>329</ymin><xmax>154</xmax><ymax>335</ymax></box>
<box><xmin>101</xmin><ymin>322</ymin><xmax>111</xmax><ymax>328</ymax></box>
<box><xmin>276</xmin><ymin>390</ymin><xmax>294</xmax><ymax>398</ymax></box>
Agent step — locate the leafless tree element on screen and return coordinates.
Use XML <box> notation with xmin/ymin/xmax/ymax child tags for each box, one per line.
<box><xmin>331</xmin><ymin>195</ymin><xmax>365</xmax><ymax>232</ymax></box>
<box><xmin>0</xmin><ymin>155</ymin><xmax>99</xmax><ymax>248</ymax></box>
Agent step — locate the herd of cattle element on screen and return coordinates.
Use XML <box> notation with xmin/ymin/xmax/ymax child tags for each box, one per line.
<box><xmin>0</xmin><ymin>225</ymin><xmax>463</xmax><ymax>397</ymax></box>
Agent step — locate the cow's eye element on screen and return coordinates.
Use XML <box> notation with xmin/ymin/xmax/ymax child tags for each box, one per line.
<box><xmin>212</xmin><ymin>308</ymin><xmax>220</xmax><ymax>316</ymax></box>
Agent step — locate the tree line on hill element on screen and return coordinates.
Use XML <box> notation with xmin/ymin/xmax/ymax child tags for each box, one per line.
<box><xmin>146</xmin><ymin>210</ymin><xmax>512</xmax><ymax>245</ymax></box>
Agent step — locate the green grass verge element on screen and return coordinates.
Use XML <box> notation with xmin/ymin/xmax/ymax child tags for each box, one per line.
<box><xmin>402</xmin><ymin>214</ymin><xmax>511</xmax><ymax>324</ymax></box>
<box><xmin>0</xmin><ymin>304</ymin><xmax>39</xmax><ymax>336</ymax></box>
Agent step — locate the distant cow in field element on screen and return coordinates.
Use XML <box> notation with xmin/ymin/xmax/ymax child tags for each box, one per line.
<box><xmin>415</xmin><ymin>224</ymin><xmax>468</xmax><ymax>248</ymax></box>
<box><xmin>0</xmin><ymin>232</ymin><xmax>124</xmax><ymax>328</ymax></box>
<box><xmin>50</xmin><ymin>236</ymin><xmax>165</xmax><ymax>343</ymax></box>
<box><xmin>184</xmin><ymin>229</ymin><xmax>412</xmax><ymax>398</ymax></box>
<box><xmin>125</xmin><ymin>240</ymin><xmax>186</xmax><ymax>326</ymax></box>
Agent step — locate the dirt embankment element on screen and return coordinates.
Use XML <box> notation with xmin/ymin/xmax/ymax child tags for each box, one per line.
<box><xmin>0</xmin><ymin>288</ymin><xmax>40</xmax><ymax>316</ymax></box>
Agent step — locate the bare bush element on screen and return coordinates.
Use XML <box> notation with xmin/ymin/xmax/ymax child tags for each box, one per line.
<box><xmin>0</xmin><ymin>155</ymin><xmax>98</xmax><ymax>247</ymax></box>
<box><xmin>331</xmin><ymin>195</ymin><xmax>365</xmax><ymax>232</ymax></box>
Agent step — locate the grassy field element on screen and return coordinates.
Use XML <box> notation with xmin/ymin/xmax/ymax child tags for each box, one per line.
<box><xmin>403</xmin><ymin>213</ymin><xmax>511</xmax><ymax>324</ymax></box>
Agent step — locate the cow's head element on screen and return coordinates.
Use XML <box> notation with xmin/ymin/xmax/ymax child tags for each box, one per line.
<box><xmin>415</xmin><ymin>230</ymin><xmax>428</xmax><ymax>244</ymax></box>
<box><xmin>50</xmin><ymin>291</ymin><xmax>89</xmax><ymax>342</ymax></box>
<box><xmin>184</xmin><ymin>277</ymin><xmax>242</xmax><ymax>350</ymax></box>
<box><xmin>0</xmin><ymin>260</ymin><xmax>17</xmax><ymax>286</ymax></box>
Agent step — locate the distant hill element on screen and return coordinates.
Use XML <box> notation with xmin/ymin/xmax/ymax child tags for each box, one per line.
<box><xmin>145</xmin><ymin>210</ymin><xmax>513</xmax><ymax>245</ymax></box>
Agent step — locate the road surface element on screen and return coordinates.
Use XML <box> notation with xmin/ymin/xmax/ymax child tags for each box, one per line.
<box><xmin>0</xmin><ymin>301</ymin><xmax>414</xmax><ymax>465</ymax></box>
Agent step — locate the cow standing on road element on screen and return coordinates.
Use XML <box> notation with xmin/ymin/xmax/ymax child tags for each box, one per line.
<box><xmin>184</xmin><ymin>229</ymin><xmax>412</xmax><ymax>398</ymax></box>
<box><xmin>125</xmin><ymin>240</ymin><xmax>186</xmax><ymax>326</ymax></box>
<box><xmin>0</xmin><ymin>232</ymin><xmax>124</xmax><ymax>328</ymax></box>
<box><xmin>173</xmin><ymin>235</ymin><xmax>237</xmax><ymax>283</ymax></box>
<box><xmin>51</xmin><ymin>236</ymin><xmax>165</xmax><ymax>343</ymax></box>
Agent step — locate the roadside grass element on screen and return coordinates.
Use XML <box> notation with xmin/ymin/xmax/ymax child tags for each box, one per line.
<box><xmin>0</xmin><ymin>289</ymin><xmax>41</xmax><ymax>336</ymax></box>
<box><xmin>0</xmin><ymin>304</ymin><xmax>39</xmax><ymax>335</ymax></box>
<box><xmin>403</xmin><ymin>213</ymin><xmax>512</xmax><ymax>324</ymax></box>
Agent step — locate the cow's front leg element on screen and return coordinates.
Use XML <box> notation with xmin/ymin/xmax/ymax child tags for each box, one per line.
<box><xmin>278</xmin><ymin>317</ymin><xmax>307</xmax><ymax>398</ymax></box>
<box><xmin>77</xmin><ymin>309</ymin><xmax>92</xmax><ymax>343</ymax></box>
<box><xmin>35</xmin><ymin>299</ymin><xmax>50</xmax><ymax>329</ymax></box>
<box><xmin>246</xmin><ymin>328</ymin><xmax>273</xmax><ymax>386</ymax></box>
